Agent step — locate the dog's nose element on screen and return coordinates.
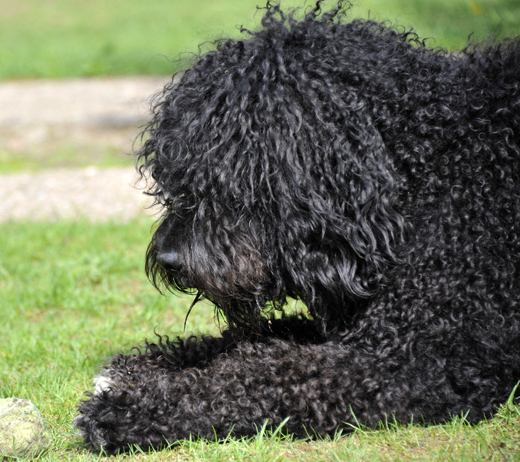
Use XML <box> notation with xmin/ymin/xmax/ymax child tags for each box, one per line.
<box><xmin>157</xmin><ymin>250</ymin><xmax>182</xmax><ymax>272</ymax></box>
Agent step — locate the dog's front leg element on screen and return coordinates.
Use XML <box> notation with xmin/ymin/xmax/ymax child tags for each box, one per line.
<box><xmin>74</xmin><ymin>333</ymin><xmax>236</xmax><ymax>454</ymax></box>
<box><xmin>74</xmin><ymin>336</ymin><xmax>393</xmax><ymax>455</ymax></box>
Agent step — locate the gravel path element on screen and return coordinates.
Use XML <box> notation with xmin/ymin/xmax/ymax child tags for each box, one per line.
<box><xmin>0</xmin><ymin>167</ymin><xmax>157</xmax><ymax>222</ymax></box>
<box><xmin>0</xmin><ymin>77</ymin><xmax>170</xmax><ymax>222</ymax></box>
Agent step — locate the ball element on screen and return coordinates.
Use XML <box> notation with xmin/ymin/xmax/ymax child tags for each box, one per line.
<box><xmin>0</xmin><ymin>398</ymin><xmax>50</xmax><ymax>457</ymax></box>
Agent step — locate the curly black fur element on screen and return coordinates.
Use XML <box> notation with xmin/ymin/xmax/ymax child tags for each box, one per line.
<box><xmin>75</xmin><ymin>1</ymin><xmax>520</xmax><ymax>454</ymax></box>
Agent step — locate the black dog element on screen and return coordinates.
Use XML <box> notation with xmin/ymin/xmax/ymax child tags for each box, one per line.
<box><xmin>75</xmin><ymin>2</ymin><xmax>520</xmax><ymax>454</ymax></box>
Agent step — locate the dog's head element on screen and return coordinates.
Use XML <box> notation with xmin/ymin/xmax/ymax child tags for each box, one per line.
<box><xmin>137</xmin><ymin>2</ymin><xmax>407</xmax><ymax>334</ymax></box>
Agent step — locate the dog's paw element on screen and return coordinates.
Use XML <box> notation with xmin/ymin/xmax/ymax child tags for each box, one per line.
<box><xmin>93</xmin><ymin>372</ymin><xmax>117</xmax><ymax>395</ymax></box>
<box><xmin>73</xmin><ymin>412</ymin><xmax>108</xmax><ymax>451</ymax></box>
<box><xmin>74</xmin><ymin>371</ymin><xmax>119</xmax><ymax>452</ymax></box>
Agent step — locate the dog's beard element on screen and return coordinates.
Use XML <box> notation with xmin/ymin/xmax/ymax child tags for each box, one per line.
<box><xmin>145</xmin><ymin>239</ymin><xmax>285</xmax><ymax>335</ymax></box>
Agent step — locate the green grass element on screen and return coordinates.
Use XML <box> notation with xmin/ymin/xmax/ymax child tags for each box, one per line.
<box><xmin>0</xmin><ymin>142</ymin><xmax>135</xmax><ymax>174</ymax></box>
<box><xmin>0</xmin><ymin>0</ymin><xmax>519</xmax><ymax>79</ymax></box>
<box><xmin>0</xmin><ymin>132</ymin><xmax>139</xmax><ymax>175</ymax></box>
<box><xmin>1</xmin><ymin>220</ymin><xmax>520</xmax><ymax>460</ymax></box>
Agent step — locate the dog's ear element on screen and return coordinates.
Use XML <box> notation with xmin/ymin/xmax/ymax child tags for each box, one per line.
<box><xmin>338</xmin><ymin>99</ymin><xmax>407</xmax><ymax>282</ymax></box>
<box><xmin>282</xmin><ymin>91</ymin><xmax>408</xmax><ymax>329</ymax></box>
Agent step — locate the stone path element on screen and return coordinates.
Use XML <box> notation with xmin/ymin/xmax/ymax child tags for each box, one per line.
<box><xmin>0</xmin><ymin>77</ymin><xmax>170</xmax><ymax>222</ymax></box>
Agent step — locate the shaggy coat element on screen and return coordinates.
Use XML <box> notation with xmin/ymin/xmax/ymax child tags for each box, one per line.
<box><xmin>75</xmin><ymin>2</ymin><xmax>520</xmax><ymax>454</ymax></box>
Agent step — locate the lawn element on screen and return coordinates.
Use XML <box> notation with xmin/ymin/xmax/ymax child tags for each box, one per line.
<box><xmin>1</xmin><ymin>222</ymin><xmax>520</xmax><ymax>461</ymax></box>
<box><xmin>0</xmin><ymin>0</ymin><xmax>519</xmax><ymax>79</ymax></box>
